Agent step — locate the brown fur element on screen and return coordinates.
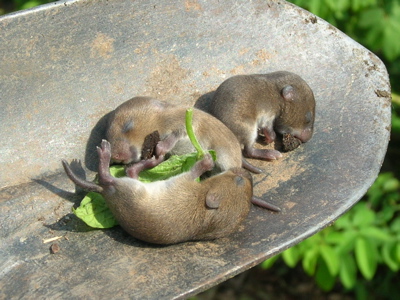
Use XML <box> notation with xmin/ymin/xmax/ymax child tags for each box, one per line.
<box><xmin>105</xmin><ymin>96</ymin><xmax>258</xmax><ymax>173</ymax></box>
<box><xmin>105</xmin><ymin>96</ymin><xmax>281</xmax><ymax>212</ymax></box>
<box><xmin>202</xmin><ymin>71</ymin><xmax>316</xmax><ymax>160</ymax></box>
<box><xmin>62</xmin><ymin>140</ymin><xmax>252</xmax><ymax>245</ymax></box>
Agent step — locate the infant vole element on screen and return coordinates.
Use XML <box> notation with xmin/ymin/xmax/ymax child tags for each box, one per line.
<box><xmin>203</xmin><ymin>71</ymin><xmax>315</xmax><ymax>160</ymax></box>
<box><xmin>105</xmin><ymin>96</ymin><xmax>280</xmax><ymax>211</ymax></box>
<box><xmin>62</xmin><ymin>140</ymin><xmax>252</xmax><ymax>244</ymax></box>
<box><xmin>105</xmin><ymin>96</ymin><xmax>261</xmax><ymax>174</ymax></box>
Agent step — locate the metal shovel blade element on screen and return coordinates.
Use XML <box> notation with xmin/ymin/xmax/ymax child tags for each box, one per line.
<box><xmin>0</xmin><ymin>0</ymin><xmax>391</xmax><ymax>299</ymax></box>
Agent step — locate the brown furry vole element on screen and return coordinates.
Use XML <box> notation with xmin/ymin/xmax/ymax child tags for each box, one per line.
<box><xmin>104</xmin><ymin>96</ymin><xmax>280</xmax><ymax>211</ymax></box>
<box><xmin>202</xmin><ymin>71</ymin><xmax>315</xmax><ymax>160</ymax></box>
<box><xmin>105</xmin><ymin>96</ymin><xmax>260</xmax><ymax>173</ymax></box>
<box><xmin>62</xmin><ymin>140</ymin><xmax>253</xmax><ymax>244</ymax></box>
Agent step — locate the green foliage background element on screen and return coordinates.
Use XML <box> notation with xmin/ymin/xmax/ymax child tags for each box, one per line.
<box><xmin>2</xmin><ymin>0</ymin><xmax>399</xmax><ymax>298</ymax></box>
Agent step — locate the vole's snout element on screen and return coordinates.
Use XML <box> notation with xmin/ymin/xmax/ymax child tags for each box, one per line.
<box><xmin>295</xmin><ymin>127</ymin><xmax>313</xmax><ymax>143</ymax></box>
<box><xmin>111</xmin><ymin>152</ymin><xmax>131</xmax><ymax>164</ymax></box>
<box><xmin>109</xmin><ymin>141</ymin><xmax>139</xmax><ymax>164</ymax></box>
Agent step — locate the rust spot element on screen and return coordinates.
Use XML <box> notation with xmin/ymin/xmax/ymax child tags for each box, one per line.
<box><xmin>145</xmin><ymin>55</ymin><xmax>189</xmax><ymax>97</ymax></box>
<box><xmin>256</xmin><ymin>49</ymin><xmax>273</xmax><ymax>61</ymax></box>
<box><xmin>230</xmin><ymin>65</ymin><xmax>245</xmax><ymax>75</ymax></box>
<box><xmin>185</xmin><ymin>0</ymin><xmax>202</xmax><ymax>11</ymax></box>
<box><xmin>90</xmin><ymin>33</ymin><xmax>115</xmax><ymax>59</ymax></box>
<box><xmin>239</xmin><ymin>48</ymin><xmax>250</xmax><ymax>56</ymax></box>
<box><xmin>252</xmin><ymin>143</ymin><xmax>307</xmax><ymax>198</ymax></box>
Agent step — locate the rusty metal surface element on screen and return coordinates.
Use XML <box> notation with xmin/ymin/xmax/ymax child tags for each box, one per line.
<box><xmin>0</xmin><ymin>0</ymin><xmax>391</xmax><ymax>299</ymax></box>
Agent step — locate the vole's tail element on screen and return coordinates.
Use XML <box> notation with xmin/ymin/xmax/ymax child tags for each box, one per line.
<box><xmin>242</xmin><ymin>158</ymin><xmax>263</xmax><ymax>174</ymax></box>
<box><xmin>251</xmin><ymin>196</ymin><xmax>281</xmax><ymax>212</ymax></box>
<box><xmin>61</xmin><ymin>160</ymin><xmax>103</xmax><ymax>193</ymax></box>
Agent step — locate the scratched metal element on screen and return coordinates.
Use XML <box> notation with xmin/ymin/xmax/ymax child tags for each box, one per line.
<box><xmin>0</xmin><ymin>0</ymin><xmax>391</xmax><ymax>299</ymax></box>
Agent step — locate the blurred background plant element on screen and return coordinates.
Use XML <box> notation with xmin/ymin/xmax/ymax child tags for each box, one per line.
<box><xmin>2</xmin><ymin>0</ymin><xmax>399</xmax><ymax>299</ymax></box>
<box><xmin>0</xmin><ymin>0</ymin><xmax>52</xmax><ymax>14</ymax></box>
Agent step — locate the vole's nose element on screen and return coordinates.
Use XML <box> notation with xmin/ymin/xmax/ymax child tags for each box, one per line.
<box><xmin>295</xmin><ymin>127</ymin><xmax>313</xmax><ymax>143</ymax></box>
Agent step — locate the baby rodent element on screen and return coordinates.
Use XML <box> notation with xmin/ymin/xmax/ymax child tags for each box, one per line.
<box><xmin>201</xmin><ymin>71</ymin><xmax>316</xmax><ymax>160</ymax></box>
<box><xmin>105</xmin><ymin>96</ymin><xmax>280</xmax><ymax>211</ymax></box>
<box><xmin>62</xmin><ymin>140</ymin><xmax>252</xmax><ymax>245</ymax></box>
<box><xmin>105</xmin><ymin>96</ymin><xmax>260</xmax><ymax>174</ymax></box>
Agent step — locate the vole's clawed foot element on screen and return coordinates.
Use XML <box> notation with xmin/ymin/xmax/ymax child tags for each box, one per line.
<box><xmin>261</xmin><ymin>127</ymin><xmax>276</xmax><ymax>144</ymax></box>
<box><xmin>190</xmin><ymin>154</ymin><xmax>215</xmax><ymax>180</ymax></box>
<box><xmin>200</xmin><ymin>153</ymin><xmax>215</xmax><ymax>171</ymax></box>
<box><xmin>243</xmin><ymin>146</ymin><xmax>283</xmax><ymax>161</ymax></box>
<box><xmin>126</xmin><ymin>155</ymin><xmax>165</xmax><ymax>179</ymax></box>
<box><xmin>97</xmin><ymin>140</ymin><xmax>114</xmax><ymax>185</ymax></box>
<box><xmin>97</xmin><ymin>139</ymin><xmax>112</xmax><ymax>164</ymax></box>
<box><xmin>155</xmin><ymin>133</ymin><xmax>179</xmax><ymax>158</ymax></box>
<box><xmin>251</xmin><ymin>196</ymin><xmax>281</xmax><ymax>212</ymax></box>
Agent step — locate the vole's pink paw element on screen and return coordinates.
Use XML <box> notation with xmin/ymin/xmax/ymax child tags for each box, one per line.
<box><xmin>200</xmin><ymin>153</ymin><xmax>215</xmax><ymax>172</ymax></box>
<box><xmin>244</xmin><ymin>147</ymin><xmax>282</xmax><ymax>161</ymax></box>
<box><xmin>97</xmin><ymin>139</ymin><xmax>112</xmax><ymax>165</ymax></box>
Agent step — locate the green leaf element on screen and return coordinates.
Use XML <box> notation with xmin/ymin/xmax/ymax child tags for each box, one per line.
<box><xmin>282</xmin><ymin>246</ymin><xmax>301</xmax><ymax>268</ymax></box>
<box><xmin>382</xmin><ymin>242</ymin><xmax>400</xmax><ymax>272</ymax></box>
<box><xmin>391</xmin><ymin>217</ymin><xmax>400</xmax><ymax>233</ymax></box>
<box><xmin>358</xmin><ymin>7</ymin><xmax>384</xmax><ymax>28</ymax></box>
<box><xmin>382</xmin><ymin>177</ymin><xmax>400</xmax><ymax>192</ymax></box>
<box><xmin>315</xmin><ymin>257</ymin><xmax>336</xmax><ymax>291</ymax></box>
<box><xmin>320</xmin><ymin>244</ymin><xmax>340</xmax><ymax>276</ymax></box>
<box><xmin>355</xmin><ymin>237</ymin><xmax>378</xmax><ymax>280</ymax></box>
<box><xmin>359</xmin><ymin>226</ymin><xmax>392</xmax><ymax>242</ymax></box>
<box><xmin>332</xmin><ymin>230</ymin><xmax>358</xmax><ymax>255</ymax></box>
<box><xmin>138</xmin><ymin>152</ymin><xmax>198</xmax><ymax>183</ymax></box>
<box><xmin>377</xmin><ymin>205</ymin><xmax>395</xmax><ymax>223</ymax></box>
<box><xmin>339</xmin><ymin>255</ymin><xmax>357</xmax><ymax>289</ymax></box>
<box><xmin>324</xmin><ymin>231</ymin><xmax>345</xmax><ymax>245</ymax></box>
<box><xmin>72</xmin><ymin>192</ymin><xmax>119</xmax><ymax>229</ymax></box>
<box><xmin>352</xmin><ymin>203</ymin><xmax>376</xmax><ymax>227</ymax></box>
<box><xmin>302</xmin><ymin>247</ymin><xmax>319</xmax><ymax>276</ymax></box>
<box><xmin>261</xmin><ymin>255</ymin><xmax>280</xmax><ymax>269</ymax></box>
<box><xmin>109</xmin><ymin>165</ymin><xmax>126</xmax><ymax>177</ymax></box>
<box><xmin>334</xmin><ymin>212</ymin><xmax>351</xmax><ymax>229</ymax></box>
<box><xmin>396</xmin><ymin>242</ymin><xmax>400</xmax><ymax>263</ymax></box>
<box><xmin>20</xmin><ymin>1</ymin><xmax>44</xmax><ymax>10</ymax></box>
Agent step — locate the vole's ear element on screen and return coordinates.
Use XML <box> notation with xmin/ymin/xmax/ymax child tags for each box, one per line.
<box><xmin>205</xmin><ymin>192</ymin><xmax>221</xmax><ymax>209</ymax></box>
<box><xmin>281</xmin><ymin>85</ymin><xmax>295</xmax><ymax>101</ymax></box>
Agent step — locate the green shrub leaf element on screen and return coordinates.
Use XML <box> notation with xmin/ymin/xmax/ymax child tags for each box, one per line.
<box><xmin>324</xmin><ymin>231</ymin><xmax>344</xmax><ymax>244</ymax></box>
<box><xmin>396</xmin><ymin>242</ymin><xmax>400</xmax><ymax>263</ymax></box>
<box><xmin>261</xmin><ymin>255</ymin><xmax>280</xmax><ymax>269</ymax></box>
<box><xmin>320</xmin><ymin>244</ymin><xmax>340</xmax><ymax>276</ymax></box>
<box><xmin>339</xmin><ymin>254</ymin><xmax>357</xmax><ymax>289</ymax></box>
<box><xmin>334</xmin><ymin>213</ymin><xmax>351</xmax><ymax>230</ymax></box>
<box><xmin>355</xmin><ymin>237</ymin><xmax>378</xmax><ymax>280</ymax></box>
<box><xmin>282</xmin><ymin>246</ymin><xmax>300</xmax><ymax>268</ymax></box>
<box><xmin>302</xmin><ymin>247</ymin><xmax>319</xmax><ymax>276</ymax></box>
<box><xmin>382</xmin><ymin>242</ymin><xmax>400</xmax><ymax>272</ymax></box>
<box><xmin>352</xmin><ymin>203</ymin><xmax>376</xmax><ymax>227</ymax></box>
<box><xmin>332</xmin><ymin>230</ymin><xmax>358</xmax><ymax>255</ymax></box>
<box><xmin>315</xmin><ymin>258</ymin><xmax>336</xmax><ymax>291</ymax></box>
<box><xmin>359</xmin><ymin>226</ymin><xmax>392</xmax><ymax>242</ymax></box>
